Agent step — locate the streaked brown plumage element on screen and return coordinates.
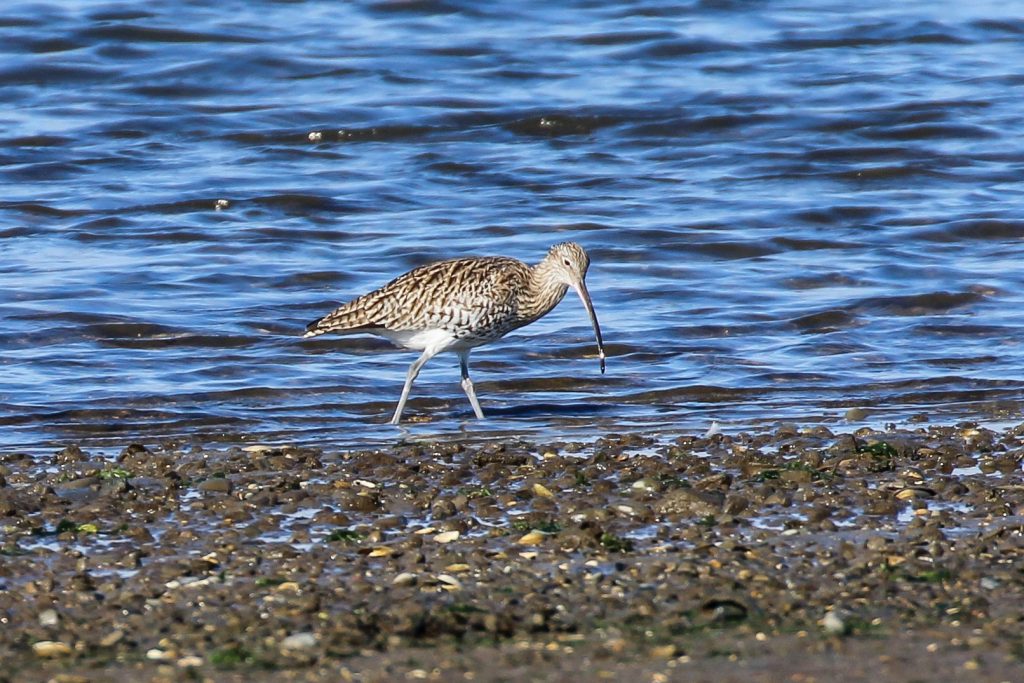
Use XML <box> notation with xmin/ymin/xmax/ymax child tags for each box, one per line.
<box><xmin>303</xmin><ymin>242</ymin><xmax>606</xmax><ymax>424</ymax></box>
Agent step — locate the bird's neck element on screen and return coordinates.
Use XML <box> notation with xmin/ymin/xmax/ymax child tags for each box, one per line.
<box><xmin>520</xmin><ymin>259</ymin><xmax>569</xmax><ymax>321</ymax></box>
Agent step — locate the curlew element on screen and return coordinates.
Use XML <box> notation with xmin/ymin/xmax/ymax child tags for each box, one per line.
<box><xmin>303</xmin><ymin>242</ymin><xmax>606</xmax><ymax>424</ymax></box>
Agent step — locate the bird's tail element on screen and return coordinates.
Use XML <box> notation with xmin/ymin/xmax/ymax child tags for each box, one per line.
<box><xmin>302</xmin><ymin>301</ymin><xmax>373</xmax><ymax>338</ymax></box>
<box><xmin>302</xmin><ymin>322</ymin><xmax>327</xmax><ymax>339</ymax></box>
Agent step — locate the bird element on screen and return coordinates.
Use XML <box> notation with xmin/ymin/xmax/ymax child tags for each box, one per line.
<box><xmin>303</xmin><ymin>241</ymin><xmax>606</xmax><ymax>424</ymax></box>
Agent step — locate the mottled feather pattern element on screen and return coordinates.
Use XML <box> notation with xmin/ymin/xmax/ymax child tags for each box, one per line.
<box><xmin>305</xmin><ymin>256</ymin><xmax>534</xmax><ymax>343</ymax></box>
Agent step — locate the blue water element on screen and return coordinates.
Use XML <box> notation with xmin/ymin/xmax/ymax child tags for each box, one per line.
<box><xmin>2</xmin><ymin>0</ymin><xmax>1024</xmax><ymax>451</ymax></box>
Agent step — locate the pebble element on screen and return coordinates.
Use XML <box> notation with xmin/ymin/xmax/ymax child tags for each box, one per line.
<box><xmin>433</xmin><ymin>530</ymin><xmax>460</xmax><ymax>543</ymax></box>
<box><xmin>436</xmin><ymin>574</ymin><xmax>462</xmax><ymax>590</ymax></box>
<box><xmin>393</xmin><ymin>572</ymin><xmax>418</xmax><ymax>586</ymax></box>
<box><xmin>197</xmin><ymin>478</ymin><xmax>232</xmax><ymax>494</ymax></box>
<box><xmin>845</xmin><ymin>407</ymin><xmax>869</xmax><ymax>421</ymax></box>
<box><xmin>177</xmin><ymin>655</ymin><xmax>204</xmax><ymax>668</ymax></box>
<box><xmin>517</xmin><ymin>531</ymin><xmax>545</xmax><ymax>545</ymax></box>
<box><xmin>99</xmin><ymin>629</ymin><xmax>125</xmax><ymax>647</ymax></box>
<box><xmin>822</xmin><ymin>611</ymin><xmax>847</xmax><ymax>636</ymax></box>
<box><xmin>650</xmin><ymin>644</ymin><xmax>678</xmax><ymax>658</ymax></box>
<box><xmin>32</xmin><ymin>640</ymin><xmax>73</xmax><ymax>658</ymax></box>
<box><xmin>532</xmin><ymin>483</ymin><xmax>554</xmax><ymax>499</ymax></box>
<box><xmin>46</xmin><ymin>675</ymin><xmax>90</xmax><ymax>683</ymax></box>
<box><xmin>281</xmin><ymin>632</ymin><xmax>317</xmax><ymax>650</ymax></box>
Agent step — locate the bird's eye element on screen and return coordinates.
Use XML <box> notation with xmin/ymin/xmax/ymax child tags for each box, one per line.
<box><xmin>563</xmin><ymin>258</ymin><xmax>572</xmax><ymax>267</ymax></box>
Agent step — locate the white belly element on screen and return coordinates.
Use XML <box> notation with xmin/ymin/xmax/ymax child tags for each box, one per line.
<box><xmin>378</xmin><ymin>327</ymin><xmax>464</xmax><ymax>354</ymax></box>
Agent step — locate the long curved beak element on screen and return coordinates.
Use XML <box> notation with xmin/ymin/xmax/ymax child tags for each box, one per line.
<box><xmin>572</xmin><ymin>280</ymin><xmax>606</xmax><ymax>374</ymax></box>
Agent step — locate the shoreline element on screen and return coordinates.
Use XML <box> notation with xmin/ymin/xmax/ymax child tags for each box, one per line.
<box><xmin>2</xmin><ymin>421</ymin><xmax>1023</xmax><ymax>682</ymax></box>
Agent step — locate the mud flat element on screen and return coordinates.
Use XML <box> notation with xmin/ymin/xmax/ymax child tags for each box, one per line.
<box><xmin>2</xmin><ymin>422</ymin><xmax>1023</xmax><ymax>682</ymax></box>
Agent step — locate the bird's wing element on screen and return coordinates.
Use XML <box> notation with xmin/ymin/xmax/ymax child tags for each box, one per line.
<box><xmin>304</xmin><ymin>256</ymin><xmax>526</xmax><ymax>337</ymax></box>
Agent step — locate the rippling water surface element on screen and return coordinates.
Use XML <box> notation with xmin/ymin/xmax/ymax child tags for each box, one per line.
<box><xmin>2</xmin><ymin>0</ymin><xmax>1024</xmax><ymax>451</ymax></box>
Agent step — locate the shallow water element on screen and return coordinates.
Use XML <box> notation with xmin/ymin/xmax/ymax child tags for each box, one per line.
<box><xmin>2</xmin><ymin>0</ymin><xmax>1024</xmax><ymax>451</ymax></box>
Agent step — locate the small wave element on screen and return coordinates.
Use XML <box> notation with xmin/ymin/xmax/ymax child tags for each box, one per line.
<box><xmin>79</xmin><ymin>24</ymin><xmax>262</xmax><ymax>44</ymax></box>
<box><xmin>502</xmin><ymin>114</ymin><xmax>617</xmax><ymax>138</ymax></box>
<box><xmin>572</xmin><ymin>30</ymin><xmax>677</xmax><ymax>47</ymax></box>
<box><xmin>788</xmin><ymin>309</ymin><xmax>859</xmax><ymax>333</ymax></box>
<box><xmin>853</xmin><ymin>290</ymin><xmax>986</xmax><ymax>316</ymax></box>
<box><xmin>912</xmin><ymin>219</ymin><xmax>1024</xmax><ymax>242</ymax></box>
<box><xmin>621</xmin><ymin>37</ymin><xmax>744</xmax><ymax>59</ymax></box>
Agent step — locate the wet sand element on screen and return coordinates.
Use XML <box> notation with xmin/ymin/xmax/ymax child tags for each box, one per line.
<box><xmin>2</xmin><ymin>422</ymin><xmax>1023</xmax><ymax>682</ymax></box>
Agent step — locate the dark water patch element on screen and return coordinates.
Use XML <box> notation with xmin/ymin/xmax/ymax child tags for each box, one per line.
<box><xmin>686</xmin><ymin>240</ymin><xmax>781</xmax><ymax>260</ymax></box>
<box><xmin>0</xmin><ymin>226</ymin><xmax>37</xmax><ymax>238</ymax></box>
<box><xmin>399</xmin><ymin>96</ymin><xmax>495</xmax><ymax>111</ymax></box>
<box><xmin>0</xmin><ymin>202</ymin><xmax>84</xmax><ymax>218</ymax></box>
<box><xmin>573</xmin><ymin>30</ymin><xmax>678</xmax><ymax>46</ymax></box>
<box><xmin>911</xmin><ymin>219</ymin><xmax>1024</xmax><ymax>242</ymax></box>
<box><xmin>859</xmin><ymin>123</ymin><xmax>996</xmax><ymax>141</ymax></box>
<box><xmin>16</xmin><ymin>37</ymin><xmax>85</xmax><ymax>54</ymax></box>
<box><xmin>7</xmin><ymin>161</ymin><xmax>94</xmax><ymax>182</ymax></box>
<box><xmin>12</xmin><ymin>311</ymin><xmax>155</xmax><ymax>328</ymax></box>
<box><xmin>874</xmin><ymin>379</ymin><xmax>1024</xmax><ymax>405</ymax></box>
<box><xmin>424</xmin><ymin>160</ymin><xmax>489</xmax><ymax>178</ymax></box>
<box><xmin>221</xmin><ymin>128</ymin><xmax>318</xmax><ymax>145</ymax></box>
<box><xmin>787</xmin><ymin>205</ymin><xmax>886</xmax><ymax>225</ymax></box>
<box><xmin>0</xmin><ymin>406</ymin><xmax>180</xmax><ymax>428</ymax></box>
<box><xmin>298</xmin><ymin>336</ymin><xmax>396</xmax><ymax>354</ymax></box>
<box><xmin>621</xmin><ymin>37</ymin><xmax>744</xmax><ymax>59</ymax></box>
<box><xmin>71</xmin><ymin>228</ymin><xmax>211</xmax><ymax>244</ymax></box>
<box><xmin>803</xmin><ymin>146</ymin><xmax>909</xmax><ymax>163</ymax></box>
<box><xmin>972</xmin><ymin>19</ymin><xmax>1024</xmax><ymax>35</ymax></box>
<box><xmin>0</xmin><ymin>63</ymin><xmax>116</xmax><ymax>85</ymax></box>
<box><xmin>364</xmin><ymin>0</ymin><xmax>474</xmax><ymax>16</ymax></box>
<box><xmin>853</xmin><ymin>290</ymin><xmax>987</xmax><ymax>317</ymax></box>
<box><xmin>921</xmin><ymin>355</ymin><xmax>999</xmax><ymax>368</ymax></box>
<box><xmin>0</xmin><ymin>15</ymin><xmax>43</xmax><ymax>28</ymax></box>
<box><xmin>782</xmin><ymin>273</ymin><xmax>864</xmax><ymax>290</ymax></box>
<box><xmin>623</xmin><ymin>385</ymin><xmax>764</xmax><ymax>405</ymax></box>
<box><xmin>72</xmin><ymin>216</ymin><xmax>133</xmax><ymax>232</ymax></box>
<box><xmin>788</xmin><ymin>310</ymin><xmax>859</xmax><ymax>333</ymax></box>
<box><xmin>487</xmin><ymin>68</ymin><xmax>568</xmax><ymax>81</ymax></box>
<box><xmin>874</xmin><ymin>98</ymin><xmax>992</xmax><ymax>121</ymax></box>
<box><xmin>247</xmin><ymin>193</ymin><xmax>373</xmax><ymax>215</ymax></box>
<box><xmin>127</xmin><ymin>83</ymin><xmax>242</xmax><ymax>100</ymax></box>
<box><xmin>913</xmin><ymin>323</ymin><xmax>1014</xmax><ymax>338</ymax></box>
<box><xmin>79</xmin><ymin>24</ymin><xmax>264</xmax><ymax>44</ymax></box>
<box><xmin>427</xmin><ymin>45</ymin><xmax>495</xmax><ymax>58</ymax></box>
<box><xmin>86</xmin><ymin>8</ymin><xmax>155</xmax><ymax>22</ymax></box>
<box><xmin>772</xmin><ymin>21</ymin><xmax>968</xmax><ymax>52</ymax></box>
<box><xmin>306</xmin><ymin>124</ymin><xmax>438</xmax><ymax>143</ymax></box>
<box><xmin>270</xmin><ymin>270</ymin><xmax>360</xmax><ymax>289</ymax></box>
<box><xmin>487</xmin><ymin>375</ymin><xmax>621</xmax><ymax>394</ymax></box>
<box><xmin>0</xmin><ymin>135</ymin><xmax>74</xmax><ymax>148</ymax></box>
<box><xmin>82</xmin><ymin>321</ymin><xmax>184</xmax><ymax>339</ymax></box>
<box><xmin>503</xmin><ymin>114</ymin><xmax>617</xmax><ymax>138</ymax></box>
<box><xmin>96</xmin><ymin>334</ymin><xmax>261</xmax><ymax>350</ymax></box>
<box><xmin>770</xmin><ymin>236</ymin><xmax>859</xmax><ymax>252</ymax></box>
<box><xmin>485</xmin><ymin>401</ymin><xmax>612</xmax><ymax>419</ymax></box>
<box><xmin>71</xmin><ymin>195</ymin><xmax>364</xmax><ymax>220</ymax></box>
<box><xmin>831</xmin><ymin>164</ymin><xmax>952</xmax><ymax>182</ymax></box>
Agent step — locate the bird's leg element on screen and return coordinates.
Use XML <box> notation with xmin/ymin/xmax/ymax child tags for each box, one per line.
<box><xmin>458</xmin><ymin>350</ymin><xmax>485</xmax><ymax>420</ymax></box>
<box><xmin>391</xmin><ymin>349</ymin><xmax>433</xmax><ymax>425</ymax></box>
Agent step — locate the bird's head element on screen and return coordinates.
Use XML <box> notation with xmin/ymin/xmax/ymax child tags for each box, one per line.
<box><xmin>545</xmin><ymin>241</ymin><xmax>591</xmax><ymax>288</ymax></box>
<box><xmin>544</xmin><ymin>241</ymin><xmax>605</xmax><ymax>373</ymax></box>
